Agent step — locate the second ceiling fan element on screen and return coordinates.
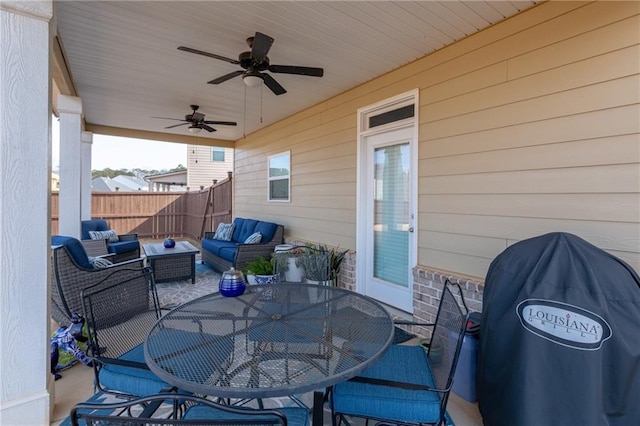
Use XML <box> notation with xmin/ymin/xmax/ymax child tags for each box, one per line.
<box><xmin>178</xmin><ymin>32</ymin><xmax>324</xmax><ymax>95</ymax></box>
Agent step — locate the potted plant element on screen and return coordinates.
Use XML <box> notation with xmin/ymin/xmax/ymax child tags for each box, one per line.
<box><xmin>327</xmin><ymin>246</ymin><xmax>349</xmax><ymax>286</ymax></box>
<box><xmin>273</xmin><ymin>246</ymin><xmax>306</xmax><ymax>282</ymax></box>
<box><xmin>244</xmin><ymin>256</ymin><xmax>277</xmax><ymax>284</ymax></box>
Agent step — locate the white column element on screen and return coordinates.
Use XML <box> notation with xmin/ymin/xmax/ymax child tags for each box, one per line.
<box><xmin>56</xmin><ymin>94</ymin><xmax>83</xmax><ymax>238</ymax></box>
<box><xmin>81</xmin><ymin>131</ymin><xmax>93</xmax><ymax>220</ymax></box>
<box><xmin>0</xmin><ymin>1</ymin><xmax>53</xmax><ymax>424</ymax></box>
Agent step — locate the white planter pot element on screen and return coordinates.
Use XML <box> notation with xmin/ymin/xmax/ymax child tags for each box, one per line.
<box><xmin>284</xmin><ymin>258</ymin><xmax>305</xmax><ymax>282</ymax></box>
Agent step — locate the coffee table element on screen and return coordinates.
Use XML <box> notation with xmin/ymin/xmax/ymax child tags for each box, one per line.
<box><xmin>142</xmin><ymin>240</ymin><xmax>200</xmax><ymax>284</ymax></box>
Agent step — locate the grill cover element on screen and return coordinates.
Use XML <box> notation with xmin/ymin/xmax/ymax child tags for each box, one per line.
<box><xmin>478</xmin><ymin>232</ymin><xmax>640</xmax><ymax>426</ymax></box>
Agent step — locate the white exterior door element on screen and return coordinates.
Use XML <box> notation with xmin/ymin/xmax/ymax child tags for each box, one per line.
<box><xmin>359</xmin><ymin>126</ymin><xmax>416</xmax><ymax>312</ymax></box>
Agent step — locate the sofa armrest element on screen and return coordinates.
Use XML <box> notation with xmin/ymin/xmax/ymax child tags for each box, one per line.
<box><xmin>118</xmin><ymin>233</ymin><xmax>138</xmax><ymax>242</ymax></box>
<box><xmin>234</xmin><ymin>225</ymin><xmax>284</xmax><ymax>271</ymax></box>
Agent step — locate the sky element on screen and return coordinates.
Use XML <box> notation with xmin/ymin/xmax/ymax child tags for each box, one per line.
<box><xmin>52</xmin><ymin>117</ymin><xmax>187</xmax><ymax>171</ymax></box>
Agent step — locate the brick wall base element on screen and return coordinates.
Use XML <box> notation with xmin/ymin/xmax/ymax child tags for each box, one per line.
<box><xmin>410</xmin><ymin>267</ymin><xmax>484</xmax><ymax>338</ymax></box>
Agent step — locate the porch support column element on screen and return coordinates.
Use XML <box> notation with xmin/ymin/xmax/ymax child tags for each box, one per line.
<box><xmin>81</xmin><ymin>131</ymin><xmax>93</xmax><ymax>220</ymax></box>
<box><xmin>56</xmin><ymin>94</ymin><xmax>83</xmax><ymax>238</ymax></box>
<box><xmin>0</xmin><ymin>1</ymin><xmax>53</xmax><ymax>424</ymax></box>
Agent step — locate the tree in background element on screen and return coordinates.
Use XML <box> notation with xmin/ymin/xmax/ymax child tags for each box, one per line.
<box><xmin>92</xmin><ymin>165</ymin><xmax>186</xmax><ymax>179</ymax></box>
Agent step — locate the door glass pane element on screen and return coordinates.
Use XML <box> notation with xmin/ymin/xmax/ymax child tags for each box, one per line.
<box><xmin>373</xmin><ymin>143</ymin><xmax>409</xmax><ymax>288</ymax></box>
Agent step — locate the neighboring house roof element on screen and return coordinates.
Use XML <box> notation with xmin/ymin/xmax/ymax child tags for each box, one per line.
<box><xmin>113</xmin><ymin>175</ymin><xmax>148</xmax><ymax>191</ymax></box>
<box><xmin>91</xmin><ymin>176</ymin><xmax>148</xmax><ymax>191</ymax></box>
<box><xmin>91</xmin><ymin>177</ymin><xmax>118</xmax><ymax>191</ymax></box>
<box><xmin>145</xmin><ymin>170</ymin><xmax>187</xmax><ymax>191</ymax></box>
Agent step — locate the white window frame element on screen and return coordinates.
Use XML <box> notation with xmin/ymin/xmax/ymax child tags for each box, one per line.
<box><xmin>211</xmin><ymin>147</ymin><xmax>225</xmax><ymax>162</ymax></box>
<box><xmin>267</xmin><ymin>151</ymin><xmax>291</xmax><ymax>202</ymax></box>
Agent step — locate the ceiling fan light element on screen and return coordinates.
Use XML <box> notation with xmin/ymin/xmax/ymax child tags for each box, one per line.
<box><xmin>243</xmin><ymin>74</ymin><xmax>263</xmax><ymax>87</ymax></box>
<box><xmin>188</xmin><ymin>126</ymin><xmax>202</xmax><ymax>135</ymax></box>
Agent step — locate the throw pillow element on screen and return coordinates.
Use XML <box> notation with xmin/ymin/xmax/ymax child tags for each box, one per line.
<box><xmin>88</xmin><ymin>229</ymin><xmax>119</xmax><ymax>243</ymax></box>
<box><xmin>213</xmin><ymin>223</ymin><xmax>235</xmax><ymax>241</ymax></box>
<box><xmin>88</xmin><ymin>256</ymin><xmax>113</xmax><ymax>269</ymax></box>
<box><xmin>244</xmin><ymin>232</ymin><xmax>262</xmax><ymax>244</ymax></box>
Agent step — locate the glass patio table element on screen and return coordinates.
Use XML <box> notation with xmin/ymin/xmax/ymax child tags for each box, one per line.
<box><xmin>144</xmin><ymin>283</ymin><xmax>394</xmax><ymax>424</ymax></box>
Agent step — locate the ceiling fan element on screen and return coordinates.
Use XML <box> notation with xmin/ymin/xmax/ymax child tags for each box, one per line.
<box><xmin>178</xmin><ymin>32</ymin><xmax>324</xmax><ymax>95</ymax></box>
<box><xmin>151</xmin><ymin>105</ymin><xmax>237</xmax><ymax>134</ymax></box>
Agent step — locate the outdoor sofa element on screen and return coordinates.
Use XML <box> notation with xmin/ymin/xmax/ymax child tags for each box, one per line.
<box><xmin>201</xmin><ymin>217</ymin><xmax>284</xmax><ymax>273</ymax></box>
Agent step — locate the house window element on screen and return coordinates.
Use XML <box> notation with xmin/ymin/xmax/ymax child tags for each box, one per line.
<box><xmin>268</xmin><ymin>151</ymin><xmax>290</xmax><ymax>202</ymax></box>
<box><xmin>211</xmin><ymin>147</ymin><xmax>225</xmax><ymax>162</ymax></box>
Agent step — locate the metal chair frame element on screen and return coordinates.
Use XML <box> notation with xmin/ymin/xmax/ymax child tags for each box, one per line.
<box><xmin>330</xmin><ymin>280</ymin><xmax>470</xmax><ymax>426</ymax></box>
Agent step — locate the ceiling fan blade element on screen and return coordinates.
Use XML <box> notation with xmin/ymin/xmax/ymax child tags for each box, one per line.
<box><xmin>251</xmin><ymin>32</ymin><xmax>274</xmax><ymax>62</ymax></box>
<box><xmin>177</xmin><ymin>46</ymin><xmax>239</xmax><ymax>64</ymax></box>
<box><xmin>151</xmin><ymin>116</ymin><xmax>187</xmax><ymax>121</ymax></box>
<box><xmin>268</xmin><ymin>65</ymin><xmax>324</xmax><ymax>77</ymax></box>
<box><xmin>200</xmin><ymin>124</ymin><xmax>216</xmax><ymax>132</ymax></box>
<box><xmin>204</xmin><ymin>120</ymin><xmax>238</xmax><ymax>126</ymax></box>
<box><xmin>262</xmin><ymin>73</ymin><xmax>287</xmax><ymax>95</ymax></box>
<box><xmin>165</xmin><ymin>123</ymin><xmax>190</xmax><ymax>129</ymax></box>
<box><xmin>208</xmin><ymin>70</ymin><xmax>244</xmax><ymax>85</ymax></box>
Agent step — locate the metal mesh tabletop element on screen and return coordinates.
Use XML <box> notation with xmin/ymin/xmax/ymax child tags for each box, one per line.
<box><xmin>144</xmin><ymin>283</ymin><xmax>394</xmax><ymax>399</ymax></box>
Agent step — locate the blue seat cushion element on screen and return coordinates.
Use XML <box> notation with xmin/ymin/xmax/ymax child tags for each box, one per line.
<box><xmin>52</xmin><ymin>235</ymin><xmax>93</xmax><ymax>270</ymax></box>
<box><xmin>98</xmin><ymin>344</ymin><xmax>175</xmax><ymax>396</ymax></box>
<box><xmin>184</xmin><ymin>405</ymin><xmax>309</xmax><ymax>426</ymax></box>
<box><xmin>81</xmin><ymin>219</ymin><xmax>110</xmax><ymax>240</ymax></box>
<box><xmin>218</xmin><ymin>245</ymin><xmax>238</xmax><ymax>262</ymax></box>
<box><xmin>332</xmin><ymin>344</ymin><xmax>442</xmax><ymax>424</ymax></box>
<box><xmin>101</xmin><ymin>328</ymin><xmax>233</xmax><ymax>396</ymax></box>
<box><xmin>202</xmin><ymin>239</ymin><xmax>237</xmax><ymax>257</ymax></box>
<box><xmin>232</xmin><ymin>218</ymin><xmax>259</xmax><ymax>243</ymax></box>
<box><xmin>107</xmin><ymin>240</ymin><xmax>139</xmax><ymax>255</ymax></box>
<box><xmin>254</xmin><ymin>222</ymin><xmax>278</xmax><ymax>243</ymax></box>
<box><xmin>146</xmin><ymin>328</ymin><xmax>235</xmax><ymax>387</ymax></box>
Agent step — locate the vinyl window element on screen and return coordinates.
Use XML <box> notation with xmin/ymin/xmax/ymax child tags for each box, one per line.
<box><xmin>268</xmin><ymin>151</ymin><xmax>290</xmax><ymax>202</ymax></box>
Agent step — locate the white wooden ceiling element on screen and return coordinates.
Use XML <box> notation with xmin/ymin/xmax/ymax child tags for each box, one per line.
<box><xmin>54</xmin><ymin>1</ymin><xmax>538</xmax><ymax>142</ymax></box>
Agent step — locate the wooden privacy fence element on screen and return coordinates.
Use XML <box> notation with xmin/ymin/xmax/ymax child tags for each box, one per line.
<box><xmin>51</xmin><ymin>173</ymin><xmax>232</xmax><ymax>241</ymax></box>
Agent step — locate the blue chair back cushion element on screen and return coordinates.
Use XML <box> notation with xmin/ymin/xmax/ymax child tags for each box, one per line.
<box><xmin>51</xmin><ymin>235</ymin><xmax>93</xmax><ymax>270</ymax></box>
<box><xmin>332</xmin><ymin>344</ymin><xmax>441</xmax><ymax>424</ymax></box>
<box><xmin>81</xmin><ymin>219</ymin><xmax>110</xmax><ymax>240</ymax></box>
<box><xmin>231</xmin><ymin>218</ymin><xmax>259</xmax><ymax>243</ymax></box>
<box><xmin>254</xmin><ymin>222</ymin><xmax>278</xmax><ymax>243</ymax></box>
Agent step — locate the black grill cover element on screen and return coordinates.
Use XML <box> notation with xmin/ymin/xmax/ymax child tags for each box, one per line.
<box><xmin>478</xmin><ymin>232</ymin><xmax>640</xmax><ymax>426</ymax></box>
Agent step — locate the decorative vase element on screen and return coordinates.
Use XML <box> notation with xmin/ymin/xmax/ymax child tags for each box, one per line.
<box><xmin>163</xmin><ymin>237</ymin><xmax>175</xmax><ymax>248</ymax></box>
<box><xmin>255</xmin><ymin>274</ymin><xmax>277</xmax><ymax>285</ymax></box>
<box><xmin>219</xmin><ymin>267</ymin><xmax>246</xmax><ymax>297</ymax></box>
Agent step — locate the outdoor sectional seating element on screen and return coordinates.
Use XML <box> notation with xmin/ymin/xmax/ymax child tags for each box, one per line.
<box><xmin>201</xmin><ymin>217</ymin><xmax>284</xmax><ymax>273</ymax></box>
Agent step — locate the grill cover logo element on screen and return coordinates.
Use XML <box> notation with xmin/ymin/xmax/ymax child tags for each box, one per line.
<box><xmin>516</xmin><ymin>299</ymin><xmax>612</xmax><ymax>350</ymax></box>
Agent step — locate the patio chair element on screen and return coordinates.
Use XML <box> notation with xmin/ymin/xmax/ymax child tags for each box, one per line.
<box><xmin>330</xmin><ymin>281</ymin><xmax>469</xmax><ymax>426</ymax></box>
<box><xmin>51</xmin><ymin>235</ymin><xmax>145</xmax><ymax>326</ymax></box>
<box><xmin>81</xmin><ymin>219</ymin><xmax>140</xmax><ymax>263</ymax></box>
<box><xmin>70</xmin><ymin>392</ymin><xmax>310</xmax><ymax>426</ymax></box>
<box><xmin>79</xmin><ymin>266</ymin><xmax>177</xmax><ymax>397</ymax></box>
<box><xmin>81</xmin><ymin>267</ymin><xmax>237</xmax><ymax>398</ymax></box>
